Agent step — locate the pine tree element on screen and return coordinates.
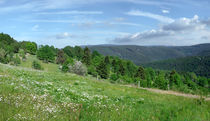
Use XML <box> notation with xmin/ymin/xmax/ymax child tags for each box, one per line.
<box><xmin>97</xmin><ymin>61</ymin><xmax>109</xmax><ymax>79</ymax></box>
<box><xmin>135</xmin><ymin>66</ymin><xmax>145</xmax><ymax>80</ymax></box>
<box><xmin>82</xmin><ymin>47</ymin><xmax>91</xmax><ymax>66</ymax></box>
<box><xmin>104</xmin><ymin>56</ymin><xmax>110</xmax><ymax>65</ymax></box>
<box><xmin>119</xmin><ymin>62</ymin><xmax>125</xmax><ymax>76</ymax></box>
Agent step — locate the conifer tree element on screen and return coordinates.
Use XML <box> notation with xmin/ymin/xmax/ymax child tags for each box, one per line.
<box><xmin>135</xmin><ymin>66</ymin><xmax>145</xmax><ymax>80</ymax></box>
<box><xmin>82</xmin><ymin>47</ymin><xmax>91</xmax><ymax>66</ymax></box>
<box><xmin>104</xmin><ymin>56</ymin><xmax>110</xmax><ymax>65</ymax></box>
<box><xmin>97</xmin><ymin>61</ymin><xmax>109</xmax><ymax>79</ymax></box>
<box><xmin>119</xmin><ymin>62</ymin><xmax>125</xmax><ymax>76</ymax></box>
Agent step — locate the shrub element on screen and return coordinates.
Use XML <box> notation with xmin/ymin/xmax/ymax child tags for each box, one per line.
<box><xmin>110</xmin><ymin>73</ymin><xmax>119</xmax><ymax>81</ymax></box>
<box><xmin>11</xmin><ymin>55</ymin><xmax>21</xmax><ymax>66</ymax></box>
<box><xmin>32</xmin><ymin>60</ymin><xmax>43</xmax><ymax>70</ymax></box>
<box><xmin>87</xmin><ymin>65</ymin><xmax>98</xmax><ymax>77</ymax></box>
<box><xmin>61</xmin><ymin>64</ymin><xmax>69</xmax><ymax>72</ymax></box>
<box><xmin>69</xmin><ymin>61</ymin><xmax>87</xmax><ymax>76</ymax></box>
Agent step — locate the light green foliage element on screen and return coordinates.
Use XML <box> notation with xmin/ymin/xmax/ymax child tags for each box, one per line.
<box><xmin>11</xmin><ymin>54</ymin><xmax>21</xmax><ymax>66</ymax></box>
<box><xmin>0</xmin><ymin>64</ymin><xmax>209</xmax><ymax>121</ymax></box>
<box><xmin>20</xmin><ymin>41</ymin><xmax>37</xmax><ymax>55</ymax></box>
<box><xmin>37</xmin><ymin>45</ymin><xmax>55</xmax><ymax>63</ymax></box>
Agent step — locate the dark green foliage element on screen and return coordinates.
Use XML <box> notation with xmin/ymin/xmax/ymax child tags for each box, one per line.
<box><xmin>104</xmin><ymin>56</ymin><xmax>110</xmax><ymax>65</ymax></box>
<box><xmin>37</xmin><ymin>45</ymin><xmax>55</xmax><ymax>63</ymax></box>
<box><xmin>74</xmin><ymin>46</ymin><xmax>84</xmax><ymax>60</ymax></box>
<box><xmin>32</xmin><ymin>60</ymin><xmax>43</xmax><ymax>70</ymax></box>
<box><xmin>82</xmin><ymin>47</ymin><xmax>91</xmax><ymax>66</ymax></box>
<box><xmin>135</xmin><ymin>66</ymin><xmax>145</xmax><ymax>80</ymax></box>
<box><xmin>110</xmin><ymin>73</ymin><xmax>119</xmax><ymax>81</ymax></box>
<box><xmin>61</xmin><ymin>64</ymin><xmax>69</xmax><ymax>72</ymax></box>
<box><xmin>118</xmin><ymin>62</ymin><xmax>125</xmax><ymax>76</ymax></box>
<box><xmin>97</xmin><ymin>61</ymin><xmax>109</xmax><ymax>79</ymax></box>
<box><xmin>0</xmin><ymin>33</ymin><xmax>20</xmax><ymax>54</ymax></box>
<box><xmin>144</xmin><ymin>56</ymin><xmax>210</xmax><ymax>78</ymax></box>
<box><xmin>56</xmin><ymin>50</ymin><xmax>66</xmax><ymax>64</ymax></box>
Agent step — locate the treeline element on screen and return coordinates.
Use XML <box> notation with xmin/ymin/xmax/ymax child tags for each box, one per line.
<box><xmin>0</xmin><ymin>33</ymin><xmax>209</xmax><ymax>94</ymax></box>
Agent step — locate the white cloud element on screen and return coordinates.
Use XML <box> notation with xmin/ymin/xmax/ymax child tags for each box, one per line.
<box><xmin>162</xmin><ymin>10</ymin><xmax>170</xmax><ymax>14</ymax></box>
<box><xmin>55</xmin><ymin>32</ymin><xmax>73</xmax><ymax>39</ymax></box>
<box><xmin>126</xmin><ymin>10</ymin><xmax>174</xmax><ymax>23</ymax></box>
<box><xmin>113</xmin><ymin>15</ymin><xmax>210</xmax><ymax>46</ymax></box>
<box><xmin>32</xmin><ymin>25</ymin><xmax>39</xmax><ymax>31</ymax></box>
<box><xmin>37</xmin><ymin>10</ymin><xmax>103</xmax><ymax>15</ymax></box>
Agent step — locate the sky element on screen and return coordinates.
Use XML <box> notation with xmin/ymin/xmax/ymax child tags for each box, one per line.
<box><xmin>0</xmin><ymin>0</ymin><xmax>210</xmax><ymax>48</ymax></box>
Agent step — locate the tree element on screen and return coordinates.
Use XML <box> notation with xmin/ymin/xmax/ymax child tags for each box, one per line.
<box><xmin>82</xmin><ymin>47</ymin><xmax>91</xmax><ymax>66</ymax></box>
<box><xmin>92</xmin><ymin>50</ymin><xmax>101</xmax><ymax>59</ymax></box>
<box><xmin>135</xmin><ymin>66</ymin><xmax>145</xmax><ymax>80</ymax></box>
<box><xmin>118</xmin><ymin>62</ymin><xmax>125</xmax><ymax>76</ymax></box>
<box><xmin>74</xmin><ymin>46</ymin><xmax>84</xmax><ymax>60</ymax></box>
<box><xmin>155</xmin><ymin>71</ymin><xmax>168</xmax><ymax>90</ymax></box>
<box><xmin>104</xmin><ymin>56</ymin><xmax>110</xmax><ymax>65</ymax></box>
<box><xmin>63</xmin><ymin>46</ymin><xmax>75</xmax><ymax>57</ymax></box>
<box><xmin>37</xmin><ymin>45</ymin><xmax>55</xmax><ymax>62</ymax></box>
<box><xmin>56</xmin><ymin>49</ymin><xmax>66</xmax><ymax>64</ymax></box>
<box><xmin>97</xmin><ymin>61</ymin><xmax>109</xmax><ymax>79</ymax></box>
<box><xmin>169</xmin><ymin>70</ymin><xmax>182</xmax><ymax>88</ymax></box>
<box><xmin>0</xmin><ymin>48</ymin><xmax>7</xmax><ymax>63</ymax></box>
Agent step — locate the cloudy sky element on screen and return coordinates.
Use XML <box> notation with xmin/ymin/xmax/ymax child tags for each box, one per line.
<box><xmin>0</xmin><ymin>0</ymin><xmax>210</xmax><ymax>48</ymax></box>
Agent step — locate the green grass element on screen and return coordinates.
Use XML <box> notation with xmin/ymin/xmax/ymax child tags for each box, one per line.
<box><xmin>20</xmin><ymin>54</ymin><xmax>60</xmax><ymax>72</ymax></box>
<box><xmin>0</xmin><ymin>63</ymin><xmax>209</xmax><ymax>121</ymax></box>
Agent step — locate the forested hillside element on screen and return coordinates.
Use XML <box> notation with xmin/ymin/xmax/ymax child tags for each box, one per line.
<box><xmin>143</xmin><ymin>56</ymin><xmax>210</xmax><ymax>78</ymax></box>
<box><xmin>87</xmin><ymin>44</ymin><xmax>210</xmax><ymax>65</ymax></box>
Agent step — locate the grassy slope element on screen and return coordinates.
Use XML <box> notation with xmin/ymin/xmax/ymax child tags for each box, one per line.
<box><xmin>20</xmin><ymin>54</ymin><xmax>60</xmax><ymax>73</ymax></box>
<box><xmin>0</xmin><ymin>63</ymin><xmax>210</xmax><ymax>121</ymax></box>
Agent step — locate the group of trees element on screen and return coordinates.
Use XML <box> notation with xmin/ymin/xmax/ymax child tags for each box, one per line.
<box><xmin>0</xmin><ymin>33</ymin><xmax>209</xmax><ymax>94</ymax></box>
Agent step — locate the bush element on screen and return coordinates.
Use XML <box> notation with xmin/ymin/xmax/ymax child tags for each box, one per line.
<box><xmin>32</xmin><ymin>60</ymin><xmax>43</xmax><ymax>70</ymax></box>
<box><xmin>69</xmin><ymin>61</ymin><xmax>87</xmax><ymax>76</ymax></box>
<box><xmin>61</xmin><ymin>64</ymin><xmax>69</xmax><ymax>72</ymax></box>
<box><xmin>11</xmin><ymin>55</ymin><xmax>21</xmax><ymax>66</ymax></box>
<box><xmin>110</xmin><ymin>73</ymin><xmax>119</xmax><ymax>81</ymax></box>
<box><xmin>87</xmin><ymin>65</ymin><xmax>98</xmax><ymax>77</ymax></box>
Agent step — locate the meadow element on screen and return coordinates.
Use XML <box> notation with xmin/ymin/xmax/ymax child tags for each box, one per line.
<box><xmin>0</xmin><ymin>63</ymin><xmax>209</xmax><ymax>121</ymax></box>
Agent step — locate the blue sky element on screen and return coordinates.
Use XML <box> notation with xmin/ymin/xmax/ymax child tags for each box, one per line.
<box><xmin>0</xmin><ymin>0</ymin><xmax>210</xmax><ymax>48</ymax></box>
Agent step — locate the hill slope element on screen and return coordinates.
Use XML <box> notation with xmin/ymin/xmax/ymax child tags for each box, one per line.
<box><xmin>143</xmin><ymin>56</ymin><xmax>210</xmax><ymax>78</ymax></box>
<box><xmin>87</xmin><ymin>43</ymin><xmax>210</xmax><ymax>64</ymax></box>
<box><xmin>0</xmin><ymin>64</ymin><xmax>209</xmax><ymax>120</ymax></box>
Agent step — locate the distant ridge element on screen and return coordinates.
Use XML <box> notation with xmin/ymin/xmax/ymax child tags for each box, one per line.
<box><xmin>86</xmin><ymin>43</ymin><xmax>210</xmax><ymax>65</ymax></box>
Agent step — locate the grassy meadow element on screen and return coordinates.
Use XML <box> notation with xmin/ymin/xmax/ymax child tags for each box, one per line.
<box><xmin>0</xmin><ymin>62</ymin><xmax>210</xmax><ymax>121</ymax></box>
